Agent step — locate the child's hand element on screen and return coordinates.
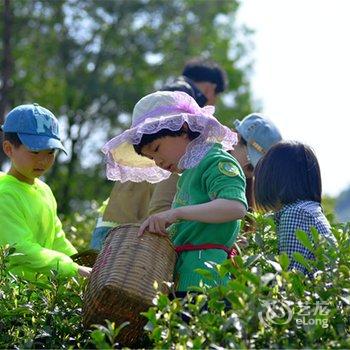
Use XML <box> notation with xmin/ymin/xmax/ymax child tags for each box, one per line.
<box><xmin>138</xmin><ymin>209</ymin><xmax>179</xmax><ymax>236</ymax></box>
<box><xmin>78</xmin><ymin>265</ymin><xmax>92</xmax><ymax>278</ymax></box>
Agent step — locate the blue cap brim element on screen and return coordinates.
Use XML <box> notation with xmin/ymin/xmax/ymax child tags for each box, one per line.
<box><xmin>247</xmin><ymin>146</ymin><xmax>263</xmax><ymax>168</ymax></box>
<box><xmin>18</xmin><ymin>133</ymin><xmax>67</xmax><ymax>155</ymax></box>
<box><xmin>234</xmin><ymin>119</ymin><xmax>261</xmax><ymax>165</ymax></box>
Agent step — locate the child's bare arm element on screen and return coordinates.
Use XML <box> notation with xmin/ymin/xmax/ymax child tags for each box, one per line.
<box><xmin>138</xmin><ymin>199</ymin><xmax>246</xmax><ymax>235</ymax></box>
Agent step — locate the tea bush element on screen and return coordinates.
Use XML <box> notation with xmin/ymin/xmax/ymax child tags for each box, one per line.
<box><xmin>0</xmin><ymin>246</ymin><xmax>91</xmax><ymax>349</ymax></box>
<box><xmin>0</xmin><ymin>208</ymin><xmax>98</xmax><ymax>349</ymax></box>
<box><xmin>144</xmin><ymin>214</ymin><xmax>350</xmax><ymax>349</ymax></box>
<box><xmin>0</xmin><ymin>211</ymin><xmax>349</xmax><ymax>349</ymax></box>
<box><xmin>60</xmin><ymin>202</ymin><xmax>99</xmax><ymax>249</ymax></box>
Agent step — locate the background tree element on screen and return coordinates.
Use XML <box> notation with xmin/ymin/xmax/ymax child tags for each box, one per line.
<box><xmin>0</xmin><ymin>0</ymin><xmax>13</xmax><ymax>166</ymax></box>
<box><xmin>335</xmin><ymin>187</ymin><xmax>350</xmax><ymax>222</ymax></box>
<box><xmin>0</xmin><ymin>0</ymin><xmax>255</xmax><ymax>213</ymax></box>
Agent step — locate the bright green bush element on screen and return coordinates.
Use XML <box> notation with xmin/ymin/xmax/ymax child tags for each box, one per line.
<box><xmin>0</xmin><ymin>245</ymin><xmax>90</xmax><ymax>349</ymax></box>
<box><xmin>144</xmin><ymin>214</ymin><xmax>350</xmax><ymax>349</ymax></box>
<box><xmin>0</xmin><ymin>212</ymin><xmax>349</xmax><ymax>349</ymax></box>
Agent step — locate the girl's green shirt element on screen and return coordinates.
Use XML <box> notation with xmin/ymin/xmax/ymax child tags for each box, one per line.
<box><xmin>169</xmin><ymin>144</ymin><xmax>247</xmax><ymax>292</ymax></box>
<box><xmin>0</xmin><ymin>173</ymin><xmax>78</xmax><ymax>280</ymax></box>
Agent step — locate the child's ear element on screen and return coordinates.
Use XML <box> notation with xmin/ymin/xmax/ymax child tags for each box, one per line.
<box><xmin>3</xmin><ymin>140</ymin><xmax>13</xmax><ymax>157</ymax></box>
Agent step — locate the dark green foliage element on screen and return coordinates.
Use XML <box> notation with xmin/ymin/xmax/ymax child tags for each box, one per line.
<box><xmin>60</xmin><ymin>200</ymin><xmax>101</xmax><ymax>249</ymax></box>
<box><xmin>0</xmin><ymin>0</ymin><xmax>255</xmax><ymax>213</ymax></box>
<box><xmin>2</xmin><ymin>212</ymin><xmax>349</xmax><ymax>349</ymax></box>
<box><xmin>0</xmin><ymin>246</ymin><xmax>92</xmax><ymax>349</ymax></box>
<box><xmin>144</xmin><ymin>214</ymin><xmax>350</xmax><ymax>349</ymax></box>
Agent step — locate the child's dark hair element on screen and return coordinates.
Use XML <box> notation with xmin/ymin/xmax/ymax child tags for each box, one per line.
<box><xmin>182</xmin><ymin>58</ymin><xmax>228</xmax><ymax>94</ymax></box>
<box><xmin>1</xmin><ymin>131</ymin><xmax>22</xmax><ymax>147</ymax></box>
<box><xmin>134</xmin><ymin>126</ymin><xmax>200</xmax><ymax>155</ymax></box>
<box><xmin>254</xmin><ymin>141</ymin><xmax>322</xmax><ymax>211</ymax></box>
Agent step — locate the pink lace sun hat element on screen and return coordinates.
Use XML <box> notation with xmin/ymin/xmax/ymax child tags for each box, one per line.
<box><xmin>102</xmin><ymin>91</ymin><xmax>237</xmax><ymax>183</ymax></box>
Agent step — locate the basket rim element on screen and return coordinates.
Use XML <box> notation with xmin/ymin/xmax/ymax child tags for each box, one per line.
<box><xmin>107</xmin><ymin>223</ymin><xmax>176</xmax><ymax>248</ymax></box>
<box><xmin>112</xmin><ymin>223</ymin><xmax>141</xmax><ymax>228</ymax></box>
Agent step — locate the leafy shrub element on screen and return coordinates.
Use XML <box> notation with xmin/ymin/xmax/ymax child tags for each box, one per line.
<box><xmin>0</xmin><ymin>245</ymin><xmax>92</xmax><ymax>349</ymax></box>
<box><xmin>144</xmin><ymin>214</ymin><xmax>350</xmax><ymax>349</ymax></box>
<box><xmin>0</xmin><ymin>205</ymin><xmax>130</xmax><ymax>349</ymax></box>
<box><xmin>1</xmin><ymin>211</ymin><xmax>349</xmax><ymax>349</ymax></box>
<box><xmin>60</xmin><ymin>201</ymin><xmax>99</xmax><ymax>250</ymax></box>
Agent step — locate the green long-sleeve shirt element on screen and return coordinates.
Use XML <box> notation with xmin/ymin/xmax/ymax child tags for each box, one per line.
<box><xmin>0</xmin><ymin>173</ymin><xmax>78</xmax><ymax>280</ymax></box>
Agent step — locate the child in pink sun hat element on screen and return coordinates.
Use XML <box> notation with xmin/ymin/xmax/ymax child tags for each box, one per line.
<box><xmin>103</xmin><ymin>91</ymin><xmax>247</xmax><ymax>293</ymax></box>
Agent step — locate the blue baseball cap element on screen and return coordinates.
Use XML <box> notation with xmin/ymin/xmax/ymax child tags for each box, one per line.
<box><xmin>1</xmin><ymin>103</ymin><xmax>67</xmax><ymax>154</ymax></box>
<box><xmin>234</xmin><ymin>113</ymin><xmax>282</xmax><ymax>167</ymax></box>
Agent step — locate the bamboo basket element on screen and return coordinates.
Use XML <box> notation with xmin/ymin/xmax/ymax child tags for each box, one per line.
<box><xmin>83</xmin><ymin>224</ymin><xmax>176</xmax><ymax>346</ymax></box>
<box><xmin>71</xmin><ymin>249</ymin><xmax>99</xmax><ymax>268</ymax></box>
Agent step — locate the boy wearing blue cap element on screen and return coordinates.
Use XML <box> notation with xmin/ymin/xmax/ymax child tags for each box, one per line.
<box><xmin>230</xmin><ymin>113</ymin><xmax>282</xmax><ymax>209</ymax></box>
<box><xmin>0</xmin><ymin>104</ymin><xmax>91</xmax><ymax>280</ymax></box>
<box><xmin>231</xmin><ymin>113</ymin><xmax>282</xmax><ymax>179</ymax></box>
